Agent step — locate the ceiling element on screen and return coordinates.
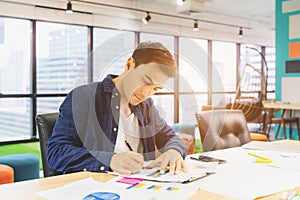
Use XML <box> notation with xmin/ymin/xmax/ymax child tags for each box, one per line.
<box><xmin>122</xmin><ymin>0</ymin><xmax>276</xmax><ymax>30</ymax></box>
<box><xmin>0</xmin><ymin>0</ymin><xmax>276</xmax><ymax>45</ymax></box>
<box><xmin>2</xmin><ymin>0</ymin><xmax>275</xmax><ymax>30</ymax></box>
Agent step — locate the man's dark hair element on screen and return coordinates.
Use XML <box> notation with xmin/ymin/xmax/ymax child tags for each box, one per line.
<box><xmin>132</xmin><ymin>41</ymin><xmax>177</xmax><ymax>72</ymax></box>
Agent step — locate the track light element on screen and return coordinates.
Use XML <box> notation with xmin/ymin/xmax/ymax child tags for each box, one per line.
<box><xmin>142</xmin><ymin>12</ymin><xmax>151</xmax><ymax>24</ymax></box>
<box><xmin>177</xmin><ymin>0</ymin><xmax>186</xmax><ymax>6</ymax></box>
<box><xmin>239</xmin><ymin>27</ymin><xmax>243</xmax><ymax>37</ymax></box>
<box><xmin>193</xmin><ymin>20</ymin><xmax>199</xmax><ymax>31</ymax></box>
<box><xmin>66</xmin><ymin>1</ymin><xmax>73</xmax><ymax>14</ymax></box>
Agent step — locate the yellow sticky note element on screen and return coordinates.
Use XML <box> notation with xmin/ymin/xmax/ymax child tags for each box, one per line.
<box><xmin>255</xmin><ymin>159</ymin><xmax>273</xmax><ymax>164</ymax></box>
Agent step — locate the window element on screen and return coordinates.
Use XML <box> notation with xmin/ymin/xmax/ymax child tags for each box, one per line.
<box><xmin>265</xmin><ymin>46</ymin><xmax>276</xmax><ymax>99</ymax></box>
<box><xmin>140</xmin><ymin>33</ymin><xmax>175</xmax><ymax>124</ymax></box>
<box><xmin>212</xmin><ymin>41</ymin><xmax>237</xmax><ymax>92</ymax></box>
<box><xmin>36</xmin><ymin>22</ymin><xmax>88</xmax><ymax>115</ymax></box>
<box><xmin>0</xmin><ymin>16</ymin><xmax>276</xmax><ymax>143</ymax></box>
<box><xmin>93</xmin><ymin>28</ymin><xmax>134</xmax><ymax>81</ymax></box>
<box><xmin>36</xmin><ymin>22</ymin><xmax>88</xmax><ymax>94</ymax></box>
<box><xmin>211</xmin><ymin>41</ymin><xmax>237</xmax><ymax>106</ymax></box>
<box><xmin>0</xmin><ymin>17</ymin><xmax>31</xmax><ymax>142</ymax></box>
<box><xmin>179</xmin><ymin>37</ymin><xmax>208</xmax><ymax>123</ymax></box>
<box><xmin>0</xmin><ymin>18</ymin><xmax>31</xmax><ymax>94</ymax></box>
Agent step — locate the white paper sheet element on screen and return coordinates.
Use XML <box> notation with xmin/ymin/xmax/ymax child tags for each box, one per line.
<box><xmin>189</xmin><ymin>147</ymin><xmax>300</xmax><ymax>200</ymax></box>
<box><xmin>242</xmin><ymin>140</ymin><xmax>300</xmax><ymax>153</ymax></box>
<box><xmin>36</xmin><ymin>177</ymin><xmax>199</xmax><ymax>200</ymax></box>
<box><xmin>108</xmin><ymin>158</ymin><xmax>217</xmax><ymax>183</ymax></box>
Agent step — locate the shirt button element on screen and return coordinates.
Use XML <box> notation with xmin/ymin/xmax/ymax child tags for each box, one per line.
<box><xmin>113</xmin><ymin>127</ymin><xmax>117</xmax><ymax>132</ymax></box>
<box><xmin>100</xmin><ymin>166</ymin><xmax>105</xmax><ymax>171</ymax></box>
<box><xmin>112</xmin><ymin>95</ymin><xmax>115</xmax><ymax>98</ymax></box>
<box><xmin>116</xmin><ymin>105</ymin><xmax>119</xmax><ymax>109</ymax></box>
<box><xmin>115</xmin><ymin>93</ymin><xmax>118</xmax><ymax>96</ymax></box>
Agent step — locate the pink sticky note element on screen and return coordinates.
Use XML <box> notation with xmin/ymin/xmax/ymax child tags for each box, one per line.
<box><xmin>117</xmin><ymin>177</ymin><xmax>144</xmax><ymax>185</ymax></box>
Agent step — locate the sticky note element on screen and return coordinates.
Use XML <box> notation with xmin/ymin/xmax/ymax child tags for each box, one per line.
<box><xmin>117</xmin><ymin>177</ymin><xmax>143</xmax><ymax>185</ymax></box>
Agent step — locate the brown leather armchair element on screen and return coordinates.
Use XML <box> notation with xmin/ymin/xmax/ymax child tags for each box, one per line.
<box><xmin>195</xmin><ymin>109</ymin><xmax>251</xmax><ymax>152</ymax></box>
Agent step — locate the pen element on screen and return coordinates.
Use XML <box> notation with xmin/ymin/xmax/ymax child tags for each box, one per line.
<box><xmin>125</xmin><ymin>140</ymin><xmax>133</xmax><ymax>151</ymax></box>
<box><xmin>247</xmin><ymin>152</ymin><xmax>273</xmax><ymax>163</ymax></box>
<box><xmin>247</xmin><ymin>152</ymin><xmax>270</xmax><ymax>160</ymax></box>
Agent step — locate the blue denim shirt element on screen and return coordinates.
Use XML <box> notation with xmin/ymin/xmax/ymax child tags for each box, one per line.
<box><xmin>47</xmin><ymin>75</ymin><xmax>187</xmax><ymax>174</ymax></box>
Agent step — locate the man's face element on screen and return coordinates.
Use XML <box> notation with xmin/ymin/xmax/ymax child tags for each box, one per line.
<box><xmin>129</xmin><ymin>84</ymin><xmax>163</xmax><ymax>106</ymax></box>
<box><xmin>115</xmin><ymin>63</ymin><xmax>173</xmax><ymax>105</ymax></box>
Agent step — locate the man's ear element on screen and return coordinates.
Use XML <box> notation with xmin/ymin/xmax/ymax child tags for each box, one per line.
<box><xmin>125</xmin><ymin>57</ymin><xmax>136</xmax><ymax>71</ymax></box>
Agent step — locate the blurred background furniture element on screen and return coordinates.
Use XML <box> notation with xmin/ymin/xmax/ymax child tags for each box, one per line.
<box><xmin>195</xmin><ymin>110</ymin><xmax>252</xmax><ymax>152</ymax></box>
<box><xmin>263</xmin><ymin>101</ymin><xmax>300</xmax><ymax>140</ymax></box>
<box><xmin>0</xmin><ymin>154</ymin><xmax>39</xmax><ymax>182</ymax></box>
<box><xmin>228</xmin><ymin>64</ymin><xmax>267</xmax><ymax>125</ymax></box>
<box><xmin>0</xmin><ymin>164</ymin><xmax>14</xmax><ymax>184</ymax></box>
<box><xmin>36</xmin><ymin>112</ymin><xmax>62</xmax><ymax>177</ymax></box>
<box><xmin>171</xmin><ymin>123</ymin><xmax>196</xmax><ymax>154</ymax></box>
<box><xmin>201</xmin><ymin>105</ymin><xmax>268</xmax><ymax>142</ymax></box>
<box><xmin>226</xmin><ymin>47</ymin><xmax>270</xmax><ymax>139</ymax></box>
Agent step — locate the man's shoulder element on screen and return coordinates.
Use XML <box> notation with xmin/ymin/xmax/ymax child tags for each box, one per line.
<box><xmin>134</xmin><ymin>97</ymin><xmax>154</xmax><ymax>109</ymax></box>
<box><xmin>72</xmin><ymin>82</ymin><xmax>100</xmax><ymax>94</ymax></box>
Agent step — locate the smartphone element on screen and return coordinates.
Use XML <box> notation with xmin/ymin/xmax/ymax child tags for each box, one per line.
<box><xmin>191</xmin><ymin>155</ymin><xmax>227</xmax><ymax>164</ymax></box>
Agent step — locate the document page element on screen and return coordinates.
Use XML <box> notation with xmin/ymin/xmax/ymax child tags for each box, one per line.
<box><xmin>108</xmin><ymin>159</ymin><xmax>217</xmax><ymax>183</ymax></box>
<box><xmin>36</xmin><ymin>177</ymin><xmax>199</xmax><ymax>200</ymax></box>
<box><xmin>242</xmin><ymin>140</ymin><xmax>300</xmax><ymax>153</ymax></box>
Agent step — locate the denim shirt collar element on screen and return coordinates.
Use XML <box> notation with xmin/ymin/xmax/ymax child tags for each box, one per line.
<box><xmin>102</xmin><ymin>74</ymin><xmax>118</xmax><ymax>93</ymax></box>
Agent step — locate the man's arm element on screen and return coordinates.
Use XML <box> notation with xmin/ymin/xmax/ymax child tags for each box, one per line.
<box><xmin>47</xmin><ymin>90</ymin><xmax>113</xmax><ymax>173</ymax></box>
<box><xmin>144</xmin><ymin>99</ymin><xmax>188</xmax><ymax>174</ymax></box>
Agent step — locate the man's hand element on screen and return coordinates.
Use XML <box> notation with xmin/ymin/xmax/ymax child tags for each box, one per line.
<box><xmin>145</xmin><ymin>149</ymin><xmax>187</xmax><ymax>175</ymax></box>
<box><xmin>110</xmin><ymin>152</ymin><xmax>144</xmax><ymax>175</ymax></box>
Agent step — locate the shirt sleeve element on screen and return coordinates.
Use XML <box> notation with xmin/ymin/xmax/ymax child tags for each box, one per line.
<box><xmin>47</xmin><ymin>89</ymin><xmax>114</xmax><ymax>173</ymax></box>
<box><xmin>149</xmin><ymin>99</ymin><xmax>188</xmax><ymax>158</ymax></box>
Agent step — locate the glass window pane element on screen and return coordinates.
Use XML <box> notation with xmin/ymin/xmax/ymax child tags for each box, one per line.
<box><xmin>240</xmin><ymin>45</ymin><xmax>262</xmax><ymax>75</ymax></box>
<box><xmin>179</xmin><ymin>94</ymin><xmax>207</xmax><ymax>124</ymax></box>
<box><xmin>140</xmin><ymin>33</ymin><xmax>174</xmax><ymax>92</ymax></box>
<box><xmin>0</xmin><ymin>17</ymin><xmax>31</xmax><ymax>94</ymax></box>
<box><xmin>179</xmin><ymin>37</ymin><xmax>208</xmax><ymax>92</ymax></box>
<box><xmin>265</xmin><ymin>46</ymin><xmax>276</xmax><ymax>99</ymax></box>
<box><xmin>0</xmin><ymin>98</ymin><xmax>31</xmax><ymax>142</ymax></box>
<box><xmin>212</xmin><ymin>93</ymin><xmax>235</xmax><ymax>107</ymax></box>
<box><xmin>212</xmin><ymin>41</ymin><xmax>237</xmax><ymax>92</ymax></box>
<box><xmin>93</xmin><ymin>29</ymin><xmax>134</xmax><ymax>82</ymax></box>
<box><xmin>152</xmin><ymin>95</ymin><xmax>174</xmax><ymax>124</ymax></box>
<box><xmin>37</xmin><ymin>97</ymin><xmax>65</xmax><ymax>114</ymax></box>
<box><xmin>36</xmin><ymin>22</ymin><xmax>88</xmax><ymax>94</ymax></box>
<box><xmin>140</xmin><ymin>33</ymin><xmax>174</xmax><ymax>53</ymax></box>
<box><xmin>240</xmin><ymin>44</ymin><xmax>270</xmax><ymax>100</ymax></box>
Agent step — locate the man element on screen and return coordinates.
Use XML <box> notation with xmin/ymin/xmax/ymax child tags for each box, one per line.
<box><xmin>47</xmin><ymin>41</ymin><xmax>188</xmax><ymax>176</ymax></box>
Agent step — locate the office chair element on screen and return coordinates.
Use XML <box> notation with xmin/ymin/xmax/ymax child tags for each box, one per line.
<box><xmin>36</xmin><ymin>112</ymin><xmax>62</xmax><ymax>177</ymax></box>
<box><xmin>195</xmin><ymin>109</ymin><xmax>252</xmax><ymax>152</ymax></box>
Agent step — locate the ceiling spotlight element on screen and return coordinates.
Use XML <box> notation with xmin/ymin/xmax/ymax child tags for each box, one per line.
<box><xmin>66</xmin><ymin>1</ymin><xmax>73</xmax><ymax>14</ymax></box>
<box><xmin>193</xmin><ymin>20</ymin><xmax>199</xmax><ymax>31</ymax></box>
<box><xmin>239</xmin><ymin>27</ymin><xmax>243</xmax><ymax>37</ymax></box>
<box><xmin>142</xmin><ymin>12</ymin><xmax>151</xmax><ymax>24</ymax></box>
<box><xmin>177</xmin><ymin>0</ymin><xmax>186</xmax><ymax>6</ymax></box>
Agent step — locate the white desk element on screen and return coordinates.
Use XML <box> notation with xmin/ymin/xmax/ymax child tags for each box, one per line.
<box><xmin>263</xmin><ymin>101</ymin><xmax>300</xmax><ymax>110</ymax></box>
<box><xmin>192</xmin><ymin>140</ymin><xmax>300</xmax><ymax>200</ymax></box>
<box><xmin>0</xmin><ymin>140</ymin><xmax>299</xmax><ymax>200</ymax></box>
<box><xmin>263</xmin><ymin>101</ymin><xmax>300</xmax><ymax>139</ymax></box>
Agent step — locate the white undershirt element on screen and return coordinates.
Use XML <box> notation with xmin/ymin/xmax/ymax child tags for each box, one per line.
<box><xmin>114</xmin><ymin>112</ymin><xmax>143</xmax><ymax>153</ymax></box>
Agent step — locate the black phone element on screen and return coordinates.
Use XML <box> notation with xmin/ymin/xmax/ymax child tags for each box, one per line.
<box><xmin>191</xmin><ymin>155</ymin><xmax>227</xmax><ymax>164</ymax></box>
